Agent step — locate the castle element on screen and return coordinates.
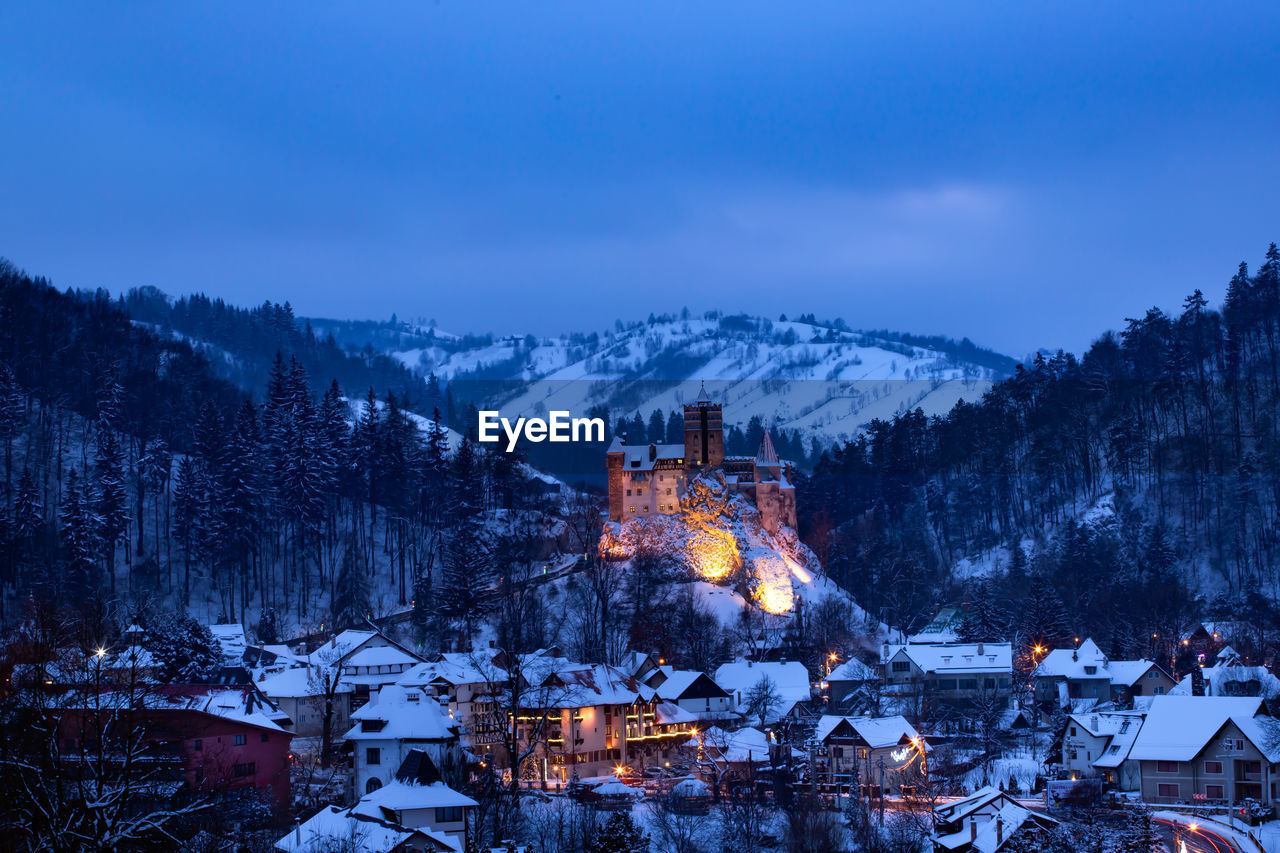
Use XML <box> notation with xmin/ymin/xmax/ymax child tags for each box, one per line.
<box><xmin>606</xmin><ymin>387</ymin><xmax>798</xmax><ymax>534</ymax></box>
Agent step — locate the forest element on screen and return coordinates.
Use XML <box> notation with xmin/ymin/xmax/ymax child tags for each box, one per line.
<box><xmin>801</xmin><ymin>244</ymin><xmax>1280</xmax><ymax>670</ymax></box>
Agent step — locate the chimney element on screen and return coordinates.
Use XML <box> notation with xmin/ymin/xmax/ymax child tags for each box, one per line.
<box><xmin>883</xmin><ymin>640</ymin><xmax>890</xmax><ymax>663</ymax></box>
<box><xmin>1072</xmin><ymin>649</ymin><xmax>1078</xmax><ymax>662</ymax></box>
<box><xmin>294</xmin><ymin>818</ymin><xmax>301</xmax><ymax>844</ymax></box>
<box><xmin>996</xmin><ymin>814</ymin><xmax>1004</xmax><ymax>845</ymax></box>
<box><xmin>977</xmin><ymin>642</ymin><xmax>984</xmax><ymax>655</ymax></box>
<box><xmin>649</xmin><ymin>443</ymin><xmax>657</xmax><ymax>461</ymax></box>
<box><xmin>1090</xmin><ymin>715</ymin><xmax>1099</xmax><ymax>732</ymax></box>
<box><xmin>970</xmin><ymin>819</ymin><xmax>978</xmax><ymax>841</ymax></box>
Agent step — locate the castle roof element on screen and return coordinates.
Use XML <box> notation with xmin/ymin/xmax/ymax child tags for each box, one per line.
<box><xmin>696</xmin><ymin>381</ymin><xmax>711</xmax><ymax>403</ymax></box>
<box><xmin>757</xmin><ymin>431</ymin><xmax>779</xmax><ymax>466</ymax></box>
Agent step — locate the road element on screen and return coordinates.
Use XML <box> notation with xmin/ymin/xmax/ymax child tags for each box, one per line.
<box><xmin>1155</xmin><ymin>816</ymin><xmax>1248</xmax><ymax>853</ymax></box>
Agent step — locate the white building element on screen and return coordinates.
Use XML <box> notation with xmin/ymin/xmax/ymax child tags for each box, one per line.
<box><xmin>345</xmin><ymin>685</ymin><xmax>462</xmax><ymax>796</ymax></box>
<box><xmin>1060</xmin><ymin>710</ymin><xmax>1144</xmax><ymax>790</ymax></box>
<box><xmin>714</xmin><ymin>660</ymin><xmax>812</xmax><ymax>725</ymax></box>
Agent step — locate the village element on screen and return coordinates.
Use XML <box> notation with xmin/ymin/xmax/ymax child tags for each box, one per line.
<box><xmin>47</xmin><ymin>608</ymin><xmax>1280</xmax><ymax>853</ymax></box>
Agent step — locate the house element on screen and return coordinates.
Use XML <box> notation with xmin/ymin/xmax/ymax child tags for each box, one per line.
<box><xmin>345</xmin><ymin>685</ymin><xmax>463</xmax><ymax>796</ymax></box>
<box><xmin>1169</xmin><ymin>647</ymin><xmax>1280</xmax><ymax>698</ymax></box>
<box><xmin>60</xmin><ymin>684</ymin><xmax>295</xmax><ymax>812</ymax></box>
<box><xmin>1060</xmin><ymin>710</ymin><xmax>1144</xmax><ymax>791</ymax></box>
<box><xmin>258</xmin><ymin>628</ymin><xmax>425</xmax><ymax>738</ymax></box>
<box><xmin>276</xmin><ymin>805</ymin><xmax>458</xmax><ymax>853</ymax></box>
<box><xmin>686</xmin><ymin>725</ymin><xmax>788</xmax><ymax>784</ymax></box>
<box><xmin>825</xmin><ymin>657</ymin><xmax>878</xmax><ymax>709</ymax></box>
<box><xmin>1129</xmin><ymin>695</ymin><xmax>1280</xmax><ymax>805</ymax></box>
<box><xmin>933</xmin><ymin>787</ymin><xmax>1060</xmax><ymax>852</ymax></box>
<box><xmin>811</xmin><ymin>714</ymin><xmax>927</xmax><ymax>793</ymax></box>
<box><xmin>908</xmin><ymin>605</ymin><xmax>964</xmax><ymax>644</ymax></box>
<box><xmin>279</xmin><ymin>750</ymin><xmax>477</xmax><ymax>852</ymax></box>
<box><xmin>881</xmin><ymin>642</ymin><xmax>1012</xmax><ymax>713</ymax></box>
<box><xmin>257</xmin><ymin>663</ymin><xmax>354</xmax><ymax>738</ymax></box>
<box><xmin>714</xmin><ymin>660</ymin><xmax>812</xmax><ymax>724</ymax></box>
<box><xmin>1032</xmin><ymin>638</ymin><xmax>1174</xmax><ymax>708</ymax></box>
<box><xmin>209</xmin><ymin>623</ymin><xmax>249</xmax><ymax>664</ymax></box>
<box><xmin>649</xmin><ymin>667</ymin><xmax>735</xmax><ymax>720</ymax></box>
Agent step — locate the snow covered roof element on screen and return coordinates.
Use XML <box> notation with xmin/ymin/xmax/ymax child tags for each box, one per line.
<box><xmin>592</xmin><ymin>781</ymin><xmax>643</xmax><ymax>798</ymax></box>
<box><xmin>935</xmin><ymin>802</ymin><xmax>1054</xmax><ymax>853</ymax></box>
<box><xmin>346</xmin><ymin>685</ymin><xmax>458</xmax><ymax>741</ymax></box>
<box><xmin>1130</xmin><ymin>696</ymin><xmax>1279</xmax><ymax>762</ymax></box>
<box><xmin>655</xmin><ymin>701</ymin><xmax>699</xmax><ymax>726</ymax></box>
<box><xmin>208</xmin><ymin>623</ymin><xmax>247</xmax><ymax>661</ymax></box>
<box><xmin>257</xmin><ymin>665</ymin><xmax>352</xmax><ymax>699</ymax></box>
<box><xmin>756</xmin><ymin>431</ymin><xmax>779</xmax><ymax>466</ymax></box>
<box><xmin>1032</xmin><ymin>638</ymin><xmax>1163</xmax><ymax>687</ymax></box>
<box><xmin>351</xmin><ymin>780</ymin><xmax>477</xmax><ymax>816</ymax></box>
<box><xmin>814</xmin><ymin>714</ymin><xmax>924</xmax><ymax>750</ymax></box>
<box><xmin>886</xmin><ymin>642</ymin><xmax>1012</xmax><ymax>674</ymax></box>
<box><xmin>688</xmin><ymin>726</ymin><xmax>774</xmax><ymax>764</ymax></box>
<box><xmin>671</xmin><ymin>777</ymin><xmax>710</xmax><ymax>797</ymax></box>
<box><xmin>653</xmin><ymin>668</ymin><xmax>727</xmax><ymax>701</ymax></box>
<box><xmin>150</xmin><ymin>686</ymin><xmax>292</xmax><ymax>733</ymax></box>
<box><xmin>1169</xmin><ymin>661</ymin><xmax>1280</xmax><ymax>698</ymax></box>
<box><xmin>827</xmin><ymin>658</ymin><xmax>877</xmax><ymax>682</ymax></box>
<box><xmin>935</xmin><ymin>786</ymin><xmax>1021</xmax><ymax>824</ymax></box>
<box><xmin>608</xmin><ymin>440</ymin><xmax>685</xmax><ymax>472</ymax></box>
<box><xmin>541</xmin><ymin>663</ymin><xmax>653</xmax><ymax>708</ymax></box>
<box><xmin>715</xmin><ymin>660</ymin><xmax>812</xmax><ymax>712</ymax></box>
<box><xmin>1066</xmin><ymin>711</ymin><xmax>1144</xmax><ymax>769</ymax></box>
<box><xmin>275</xmin><ymin>805</ymin><xmax>456</xmax><ymax>853</ymax></box>
<box><xmin>345</xmin><ymin>645</ymin><xmax>422</xmax><ymax>669</ymax></box>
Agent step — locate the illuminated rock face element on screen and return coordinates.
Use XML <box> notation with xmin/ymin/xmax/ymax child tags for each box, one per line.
<box><xmin>688</xmin><ymin>526</ymin><xmax>741</xmax><ymax>582</ymax></box>
<box><xmin>750</xmin><ymin>555</ymin><xmax>795</xmax><ymax>615</ymax></box>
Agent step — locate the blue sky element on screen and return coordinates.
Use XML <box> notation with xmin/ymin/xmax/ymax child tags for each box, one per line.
<box><xmin>2</xmin><ymin>2</ymin><xmax>1277</xmax><ymax>356</ymax></box>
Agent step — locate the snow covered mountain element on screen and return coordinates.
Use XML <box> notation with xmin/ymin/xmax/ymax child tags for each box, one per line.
<box><xmin>310</xmin><ymin>313</ymin><xmax>1015</xmax><ymax>451</ymax></box>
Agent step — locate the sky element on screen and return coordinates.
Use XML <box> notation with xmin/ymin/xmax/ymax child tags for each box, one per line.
<box><xmin>1</xmin><ymin>2</ymin><xmax>1278</xmax><ymax>357</ymax></box>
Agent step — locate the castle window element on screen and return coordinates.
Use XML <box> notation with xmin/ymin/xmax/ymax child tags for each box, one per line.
<box><xmin>626</xmin><ymin>489</ymin><xmax>631</xmax><ymax>496</ymax></box>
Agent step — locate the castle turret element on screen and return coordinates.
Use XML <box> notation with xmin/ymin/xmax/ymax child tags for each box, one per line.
<box><xmin>683</xmin><ymin>383</ymin><xmax>723</xmax><ymax>469</ymax></box>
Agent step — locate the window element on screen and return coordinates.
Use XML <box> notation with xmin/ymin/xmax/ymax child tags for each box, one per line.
<box><xmin>937</xmin><ymin>679</ymin><xmax>958</xmax><ymax>690</ymax></box>
<box><xmin>1108</xmin><ymin>746</ymin><xmax>1120</xmax><ymax>755</ymax></box>
<box><xmin>193</xmin><ymin>739</ymin><xmax>202</xmax><ymax>751</ymax></box>
<box><xmin>1204</xmin><ymin>761</ymin><xmax>1223</xmax><ymax>774</ymax></box>
<box><xmin>232</xmin><ymin>762</ymin><xmax>256</xmax><ymax>778</ymax></box>
<box><xmin>1157</xmin><ymin>783</ymin><xmax>1179</xmax><ymax>798</ymax></box>
<box><xmin>1148</xmin><ymin>671</ymin><xmax>1159</xmax><ymax>679</ymax></box>
<box><xmin>984</xmin><ymin>678</ymin><xmax>996</xmax><ymax>688</ymax></box>
<box><xmin>1069</xmin><ymin>749</ymin><xmax>1078</xmax><ymax>760</ymax></box>
<box><xmin>958</xmin><ymin>679</ymin><xmax>978</xmax><ymax>690</ymax></box>
<box><xmin>892</xmin><ymin>662</ymin><xmax>910</xmax><ymax>673</ymax></box>
<box><xmin>1069</xmin><ymin>727</ymin><xmax>1077</xmax><ymax>736</ymax></box>
<box><xmin>1205</xmin><ymin>784</ymin><xmax>1225</xmax><ymax>799</ymax></box>
<box><xmin>832</xmin><ymin>747</ymin><xmax>844</xmax><ymax>758</ymax></box>
<box><xmin>366</xmin><ymin>778</ymin><xmax>382</xmax><ymax>794</ymax></box>
<box><xmin>1084</xmin><ymin>666</ymin><xmax>1097</xmax><ymax>675</ymax></box>
<box><xmin>233</xmin><ymin>734</ymin><xmax>246</xmax><ymax>746</ymax></box>
<box><xmin>436</xmin><ymin>806</ymin><xmax>464</xmax><ymax>823</ymax></box>
<box><xmin>1157</xmin><ymin>761</ymin><xmax>1179</xmax><ymax>773</ymax></box>
<box><xmin>261</xmin><ymin>733</ymin><xmax>269</xmax><ymax>742</ymax></box>
<box><xmin>367</xmin><ymin>747</ymin><xmax>381</xmax><ymax>766</ymax></box>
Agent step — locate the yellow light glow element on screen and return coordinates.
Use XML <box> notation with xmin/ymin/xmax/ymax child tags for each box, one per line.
<box><xmin>688</xmin><ymin>527</ymin><xmax>740</xmax><ymax>581</ymax></box>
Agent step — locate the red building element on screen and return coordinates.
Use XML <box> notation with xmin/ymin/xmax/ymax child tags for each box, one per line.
<box><xmin>60</xmin><ymin>684</ymin><xmax>295</xmax><ymax>813</ymax></box>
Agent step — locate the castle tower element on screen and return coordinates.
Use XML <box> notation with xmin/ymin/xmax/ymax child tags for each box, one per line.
<box><xmin>683</xmin><ymin>382</ymin><xmax>723</xmax><ymax>469</ymax></box>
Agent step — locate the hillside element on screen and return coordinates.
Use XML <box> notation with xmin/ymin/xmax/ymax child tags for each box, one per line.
<box><xmin>802</xmin><ymin>245</ymin><xmax>1280</xmax><ymax>665</ymax></box>
<box><xmin>311</xmin><ymin>312</ymin><xmax>1013</xmax><ymax>451</ymax></box>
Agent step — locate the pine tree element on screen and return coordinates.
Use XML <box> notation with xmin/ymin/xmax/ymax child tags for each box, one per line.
<box><xmin>172</xmin><ymin>455</ymin><xmax>202</xmax><ymax>604</ymax></box>
<box><xmin>58</xmin><ymin>468</ymin><xmax>100</xmax><ymax>605</ymax></box>
<box><xmin>589</xmin><ymin>811</ymin><xmax>650</xmax><ymax>853</ymax></box>
<box><xmin>1119</xmin><ymin>804</ymin><xmax>1162</xmax><ymax>853</ymax></box>
<box><xmin>0</xmin><ymin>362</ymin><xmax>23</xmax><ymax>506</ymax></box>
<box><xmin>144</xmin><ymin>612</ymin><xmax>223</xmax><ymax>682</ymax></box>
<box><xmin>93</xmin><ymin>420</ymin><xmax>129</xmax><ymax>595</ymax></box>
<box><xmin>957</xmin><ymin>579</ymin><xmax>1008</xmax><ymax>642</ymax></box>
<box><xmin>647</xmin><ymin>409</ymin><xmax>666</xmax><ymax>444</ymax></box>
<box><xmin>1018</xmin><ymin>573</ymin><xmax>1072</xmax><ymax>660</ymax></box>
<box><xmin>1190</xmin><ymin>663</ymin><xmax>1206</xmax><ymax>696</ymax></box>
<box><xmin>332</xmin><ymin>537</ymin><xmax>370</xmax><ymax>629</ymax></box>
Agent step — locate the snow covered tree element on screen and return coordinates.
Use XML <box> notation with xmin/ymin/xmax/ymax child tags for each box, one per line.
<box><xmin>59</xmin><ymin>468</ymin><xmax>100</xmax><ymax>605</ymax></box>
<box><xmin>957</xmin><ymin>579</ymin><xmax>1008</xmax><ymax>643</ymax></box>
<box><xmin>172</xmin><ymin>455</ymin><xmax>202</xmax><ymax>605</ymax></box>
<box><xmin>143</xmin><ymin>612</ymin><xmax>223</xmax><ymax>682</ymax></box>
<box><xmin>93</xmin><ymin>419</ymin><xmax>129</xmax><ymax>595</ymax></box>
<box><xmin>589</xmin><ymin>811</ymin><xmax>649</xmax><ymax>853</ymax></box>
<box><xmin>0</xmin><ymin>362</ymin><xmax>23</xmax><ymax>505</ymax></box>
<box><xmin>331</xmin><ymin>536</ymin><xmax>370</xmax><ymax>629</ymax></box>
<box><xmin>1119</xmin><ymin>804</ymin><xmax>1162</xmax><ymax>853</ymax></box>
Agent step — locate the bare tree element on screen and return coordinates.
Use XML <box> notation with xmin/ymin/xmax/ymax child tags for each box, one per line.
<box><xmin>744</xmin><ymin>674</ymin><xmax>782</xmax><ymax>727</ymax></box>
<box><xmin>648</xmin><ymin>795</ymin><xmax>708</xmax><ymax>853</ymax></box>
